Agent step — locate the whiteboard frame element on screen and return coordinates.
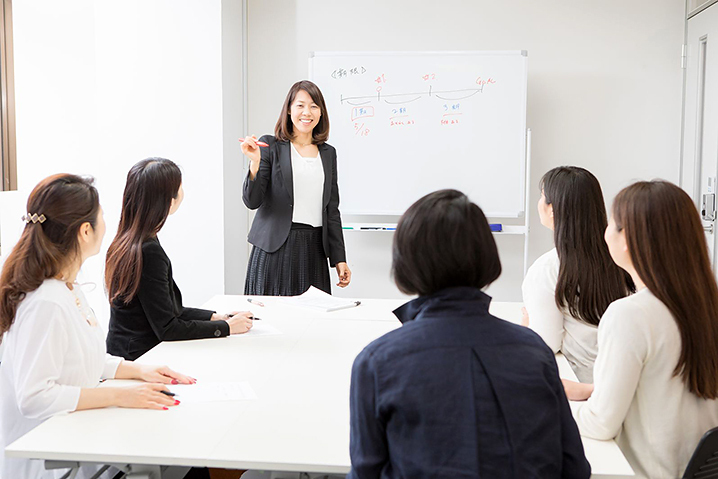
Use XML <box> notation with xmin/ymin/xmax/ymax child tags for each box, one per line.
<box><xmin>310</xmin><ymin>51</ymin><xmax>531</xmax><ymax>277</ymax></box>
<box><xmin>309</xmin><ymin>50</ymin><xmax>528</xmax><ymax>218</ymax></box>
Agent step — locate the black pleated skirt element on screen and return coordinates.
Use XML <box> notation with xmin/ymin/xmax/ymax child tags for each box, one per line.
<box><xmin>244</xmin><ymin>223</ymin><xmax>331</xmax><ymax>296</ymax></box>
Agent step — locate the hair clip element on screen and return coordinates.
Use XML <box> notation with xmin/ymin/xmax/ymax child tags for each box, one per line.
<box><xmin>22</xmin><ymin>213</ymin><xmax>47</xmax><ymax>224</ymax></box>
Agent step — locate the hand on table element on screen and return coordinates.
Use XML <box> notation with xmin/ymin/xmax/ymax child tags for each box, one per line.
<box><xmin>117</xmin><ymin>383</ymin><xmax>180</xmax><ymax>410</ymax></box>
<box><xmin>336</xmin><ymin>262</ymin><xmax>352</xmax><ymax>288</ymax></box>
<box><xmin>226</xmin><ymin>311</ymin><xmax>254</xmax><ymax>334</ymax></box>
<box><xmin>137</xmin><ymin>364</ymin><xmax>195</xmax><ymax>385</ymax></box>
<box><xmin>211</xmin><ymin>311</ymin><xmax>243</xmax><ymax>321</ymax></box>
<box><xmin>521</xmin><ymin>307</ymin><xmax>530</xmax><ymax>327</ymax></box>
<box><xmin>562</xmin><ymin>379</ymin><xmax>594</xmax><ymax>401</ymax></box>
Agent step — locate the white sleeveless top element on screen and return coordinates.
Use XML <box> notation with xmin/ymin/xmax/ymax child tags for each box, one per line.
<box><xmin>290</xmin><ymin>143</ymin><xmax>325</xmax><ymax>227</ymax></box>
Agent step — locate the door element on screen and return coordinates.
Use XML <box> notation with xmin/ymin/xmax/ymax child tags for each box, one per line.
<box><xmin>682</xmin><ymin>2</ymin><xmax>718</xmax><ymax>269</ymax></box>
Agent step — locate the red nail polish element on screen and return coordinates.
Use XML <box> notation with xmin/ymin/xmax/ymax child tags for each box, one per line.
<box><xmin>163</xmin><ymin>407</ymin><xmax>168</xmax><ymax>410</ymax></box>
<box><xmin>174</xmin><ymin>400</ymin><xmax>180</xmax><ymax>405</ymax></box>
<box><xmin>171</xmin><ymin>379</ymin><xmax>178</xmax><ymax>385</ymax></box>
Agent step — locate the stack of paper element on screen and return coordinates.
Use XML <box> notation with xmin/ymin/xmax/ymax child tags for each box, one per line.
<box><xmin>282</xmin><ymin>286</ymin><xmax>361</xmax><ymax>312</ymax></box>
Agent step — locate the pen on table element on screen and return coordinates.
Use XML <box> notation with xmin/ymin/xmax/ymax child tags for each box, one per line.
<box><xmin>228</xmin><ymin>312</ymin><xmax>261</xmax><ymax>320</ymax></box>
<box><xmin>239</xmin><ymin>138</ymin><xmax>269</xmax><ymax>147</ymax></box>
<box><xmin>247</xmin><ymin>298</ymin><xmax>265</xmax><ymax>307</ymax></box>
<box><xmin>327</xmin><ymin>301</ymin><xmax>362</xmax><ymax>312</ymax></box>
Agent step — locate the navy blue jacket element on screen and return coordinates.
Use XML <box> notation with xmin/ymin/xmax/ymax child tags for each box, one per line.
<box><xmin>347</xmin><ymin>287</ymin><xmax>591</xmax><ymax>479</ymax></box>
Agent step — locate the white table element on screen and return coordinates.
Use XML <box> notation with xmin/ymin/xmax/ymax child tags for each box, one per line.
<box><xmin>5</xmin><ymin>296</ymin><xmax>633</xmax><ymax>478</ymax></box>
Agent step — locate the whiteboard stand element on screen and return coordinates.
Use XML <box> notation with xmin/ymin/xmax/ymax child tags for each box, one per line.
<box><xmin>344</xmin><ymin>127</ymin><xmax>533</xmax><ymax>279</ymax></box>
<box><xmin>523</xmin><ymin>128</ymin><xmax>532</xmax><ymax>276</ymax></box>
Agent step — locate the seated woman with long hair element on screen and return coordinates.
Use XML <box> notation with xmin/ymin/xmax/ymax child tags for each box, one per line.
<box><xmin>522</xmin><ymin>166</ymin><xmax>633</xmax><ymax>382</ymax></box>
<box><xmin>348</xmin><ymin>189</ymin><xmax>590</xmax><ymax>479</ymax></box>
<box><xmin>564</xmin><ymin>181</ymin><xmax>718</xmax><ymax>478</ymax></box>
<box><xmin>0</xmin><ymin>174</ymin><xmax>191</xmax><ymax>478</ymax></box>
<box><xmin>105</xmin><ymin>158</ymin><xmax>254</xmax><ymax>361</ymax></box>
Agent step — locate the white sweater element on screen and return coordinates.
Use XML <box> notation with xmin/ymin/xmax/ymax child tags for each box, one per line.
<box><xmin>522</xmin><ymin>249</ymin><xmax>598</xmax><ymax>382</ymax></box>
<box><xmin>575</xmin><ymin>288</ymin><xmax>718</xmax><ymax>479</ymax></box>
<box><xmin>0</xmin><ymin>279</ymin><xmax>122</xmax><ymax>478</ymax></box>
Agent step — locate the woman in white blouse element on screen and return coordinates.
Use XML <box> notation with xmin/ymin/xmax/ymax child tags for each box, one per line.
<box><xmin>522</xmin><ymin>166</ymin><xmax>633</xmax><ymax>382</ymax></box>
<box><xmin>0</xmin><ymin>174</ymin><xmax>193</xmax><ymax>479</ymax></box>
<box><xmin>564</xmin><ymin>180</ymin><xmax>718</xmax><ymax>479</ymax></box>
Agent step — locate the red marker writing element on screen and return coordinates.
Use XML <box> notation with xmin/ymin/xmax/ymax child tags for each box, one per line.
<box><xmin>239</xmin><ymin>138</ymin><xmax>269</xmax><ymax>147</ymax></box>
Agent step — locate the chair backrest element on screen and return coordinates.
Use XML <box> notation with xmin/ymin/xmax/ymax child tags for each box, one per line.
<box><xmin>683</xmin><ymin>427</ymin><xmax>718</xmax><ymax>478</ymax></box>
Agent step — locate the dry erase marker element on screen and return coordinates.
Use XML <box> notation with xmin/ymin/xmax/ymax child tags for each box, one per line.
<box><xmin>239</xmin><ymin>138</ymin><xmax>269</xmax><ymax>147</ymax></box>
<box><xmin>247</xmin><ymin>298</ymin><xmax>265</xmax><ymax>307</ymax></box>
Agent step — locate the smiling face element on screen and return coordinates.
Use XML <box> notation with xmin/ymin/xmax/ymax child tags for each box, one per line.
<box><xmin>289</xmin><ymin>89</ymin><xmax>321</xmax><ymax>138</ymax></box>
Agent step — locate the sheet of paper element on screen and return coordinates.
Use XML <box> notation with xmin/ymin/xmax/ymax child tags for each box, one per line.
<box><xmin>242</xmin><ymin>322</ymin><xmax>282</xmax><ymax>337</ymax></box>
<box><xmin>282</xmin><ymin>286</ymin><xmax>358</xmax><ymax>312</ymax></box>
<box><xmin>169</xmin><ymin>382</ymin><xmax>257</xmax><ymax>403</ymax></box>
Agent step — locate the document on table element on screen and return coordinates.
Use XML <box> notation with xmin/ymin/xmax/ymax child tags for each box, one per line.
<box><xmin>283</xmin><ymin>285</ymin><xmax>361</xmax><ymax>312</ymax></box>
<box><xmin>243</xmin><ymin>322</ymin><xmax>282</xmax><ymax>337</ymax></box>
<box><xmin>168</xmin><ymin>382</ymin><xmax>257</xmax><ymax>403</ymax></box>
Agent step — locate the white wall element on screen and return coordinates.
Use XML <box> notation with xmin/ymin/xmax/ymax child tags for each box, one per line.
<box><xmin>246</xmin><ymin>0</ymin><xmax>685</xmax><ymax>301</ymax></box>
<box><xmin>11</xmin><ymin>1</ymin><xmax>226</xmax><ymax>329</ymax></box>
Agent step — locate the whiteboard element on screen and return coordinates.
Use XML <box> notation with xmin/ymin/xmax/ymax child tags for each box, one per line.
<box><xmin>309</xmin><ymin>51</ymin><xmax>528</xmax><ymax>217</ymax></box>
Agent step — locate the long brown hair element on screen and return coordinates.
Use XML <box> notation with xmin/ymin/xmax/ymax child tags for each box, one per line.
<box><xmin>613</xmin><ymin>180</ymin><xmax>718</xmax><ymax>399</ymax></box>
<box><xmin>541</xmin><ymin>166</ymin><xmax>634</xmax><ymax>326</ymax></box>
<box><xmin>105</xmin><ymin>158</ymin><xmax>182</xmax><ymax>304</ymax></box>
<box><xmin>274</xmin><ymin>80</ymin><xmax>330</xmax><ymax>144</ymax></box>
<box><xmin>0</xmin><ymin>174</ymin><xmax>100</xmax><ymax>335</ymax></box>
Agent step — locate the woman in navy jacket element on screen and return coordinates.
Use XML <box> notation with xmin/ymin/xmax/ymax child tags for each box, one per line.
<box><xmin>347</xmin><ymin>189</ymin><xmax>591</xmax><ymax>479</ymax></box>
<box><xmin>241</xmin><ymin>80</ymin><xmax>350</xmax><ymax>296</ymax></box>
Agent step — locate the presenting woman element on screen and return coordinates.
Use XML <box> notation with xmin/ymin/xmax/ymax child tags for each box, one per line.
<box><xmin>241</xmin><ymin>80</ymin><xmax>351</xmax><ymax>296</ymax></box>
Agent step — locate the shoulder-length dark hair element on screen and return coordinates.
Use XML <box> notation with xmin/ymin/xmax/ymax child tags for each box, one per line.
<box><xmin>613</xmin><ymin>180</ymin><xmax>718</xmax><ymax>399</ymax></box>
<box><xmin>0</xmin><ymin>174</ymin><xmax>100</xmax><ymax>335</ymax></box>
<box><xmin>392</xmin><ymin>189</ymin><xmax>501</xmax><ymax>296</ymax></box>
<box><xmin>541</xmin><ymin>166</ymin><xmax>634</xmax><ymax>326</ymax></box>
<box><xmin>105</xmin><ymin>158</ymin><xmax>182</xmax><ymax>304</ymax></box>
<box><xmin>274</xmin><ymin>80</ymin><xmax>330</xmax><ymax>144</ymax></box>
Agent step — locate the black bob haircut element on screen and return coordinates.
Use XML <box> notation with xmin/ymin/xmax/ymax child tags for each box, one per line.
<box><xmin>392</xmin><ymin>189</ymin><xmax>502</xmax><ymax>296</ymax></box>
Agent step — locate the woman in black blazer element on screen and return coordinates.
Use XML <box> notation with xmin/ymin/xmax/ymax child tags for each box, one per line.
<box><xmin>241</xmin><ymin>80</ymin><xmax>351</xmax><ymax>296</ymax></box>
<box><xmin>105</xmin><ymin>158</ymin><xmax>254</xmax><ymax>361</ymax></box>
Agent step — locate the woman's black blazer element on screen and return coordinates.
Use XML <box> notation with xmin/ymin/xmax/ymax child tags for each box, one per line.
<box><xmin>106</xmin><ymin>237</ymin><xmax>229</xmax><ymax>361</ymax></box>
<box><xmin>242</xmin><ymin>135</ymin><xmax>346</xmax><ymax>266</ymax></box>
